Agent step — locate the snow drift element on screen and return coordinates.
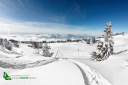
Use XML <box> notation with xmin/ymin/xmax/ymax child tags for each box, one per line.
<box><xmin>0</xmin><ymin>60</ymin><xmax>111</xmax><ymax>85</ymax></box>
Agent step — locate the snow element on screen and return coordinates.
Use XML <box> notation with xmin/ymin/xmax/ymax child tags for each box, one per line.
<box><xmin>0</xmin><ymin>60</ymin><xmax>84</xmax><ymax>85</ymax></box>
<box><xmin>50</xmin><ymin>42</ymin><xmax>97</xmax><ymax>58</ymax></box>
<box><xmin>0</xmin><ymin>46</ymin><xmax>22</xmax><ymax>58</ymax></box>
<box><xmin>0</xmin><ymin>33</ymin><xmax>128</xmax><ymax>85</ymax></box>
<box><xmin>0</xmin><ymin>60</ymin><xmax>111</xmax><ymax>85</ymax></box>
<box><xmin>69</xmin><ymin>60</ymin><xmax>111</xmax><ymax>85</ymax></box>
<box><xmin>72</xmin><ymin>34</ymin><xmax>128</xmax><ymax>85</ymax></box>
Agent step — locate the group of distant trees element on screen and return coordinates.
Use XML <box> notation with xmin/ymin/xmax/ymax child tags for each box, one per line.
<box><xmin>19</xmin><ymin>37</ymin><xmax>97</xmax><ymax>44</ymax></box>
<box><xmin>9</xmin><ymin>39</ymin><xmax>19</xmax><ymax>48</ymax></box>
<box><xmin>0</xmin><ymin>38</ymin><xmax>13</xmax><ymax>51</ymax></box>
<box><xmin>49</xmin><ymin>37</ymin><xmax>96</xmax><ymax>44</ymax></box>
<box><xmin>0</xmin><ymin>37</ymin><xmax>53</xmax><ymax>57</ymax></box>
<box><xmin>32</xmin><ymin>42</ymin><xmax>42</xmax><ymax>54</ymax></box>
<box><xmin>31</xmin><ymin>42</ymin><xmax>53</xmax><ymax>57</ymax></box>
<box><xmin>86</xmin><ymin>37</ymin><xmax>96</xmax><ymax>44</ymax></box>
<box><xmin>113</xmin><ymin>32</ymin><xmax>125</xmax><ymax>36</ymax></box>
<box><xmin>0</xmin><ymin>38</ymin><xmax>19</xmax><ymax>51</ymax></box>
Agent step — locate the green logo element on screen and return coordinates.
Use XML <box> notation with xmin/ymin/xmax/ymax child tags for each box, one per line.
<box><xmin>3</xmin><ymin>72</ymin><xmax>11</xmax><ymax>80</ymax></box>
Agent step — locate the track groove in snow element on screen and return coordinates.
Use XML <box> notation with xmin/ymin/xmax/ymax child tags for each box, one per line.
<box><xmin>69</xmin><ymin>60</ymin><xmax>112</xmax><ymax>85</ymax></box>
<box><xmin>73</xmin><ymin>62</ymin><xmax>90</xmax><ymax>85</ymax></box>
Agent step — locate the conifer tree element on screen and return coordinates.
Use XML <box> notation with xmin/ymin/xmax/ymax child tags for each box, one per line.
<box><xmin>42</xmin><ymin>43</ymin><xmax>53</xmax><ymax>57</ymax></box>
<box><xmin>33</xmin><ymin>42</ymin><xmax>42</xmax><ymax>54</ymax></box>
<box><xmin>92</xmin><ymin>37</ymin><xmax>96</xmax><ymax>43</ymax></box>
<box><xmin>91</xmin><ymin>22</ymin><xmax>114</xmax><ymax>61</ymax></box>
<box><xmin>86</xmin><ymin>38</ymin><xmax>90</xmax><ymax>44</ymax></box>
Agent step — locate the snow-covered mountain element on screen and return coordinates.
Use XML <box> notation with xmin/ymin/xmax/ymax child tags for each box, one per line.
<box><xmin>0</xmin><ymin>33</ymin><xmax>94</xmax><ymax>41</ymax></box>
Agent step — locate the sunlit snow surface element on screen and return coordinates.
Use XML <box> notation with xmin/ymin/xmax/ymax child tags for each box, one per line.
<box><xmin>0</xmin><ymin>33</ymin><xmax>128</xmax><ymax>85</ymax></box>
<box><xmin>0</xmin><ymin>60</ymin><xmax>111</xmax><ymax>85</ymax></box>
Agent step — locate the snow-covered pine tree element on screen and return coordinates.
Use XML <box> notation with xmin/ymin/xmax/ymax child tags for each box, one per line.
<box><xmin>91</xmin><ymin>22</ymin><xmax>114</xmax><ymax>61</ymax></box>
<box><xmin>92</xmin><ymin>37</ymin><xmax>96</xmax><ymax>43</ymax></box>
<box><xmin>42</xmin><ymin>43</ymin><xmax>53</xmax><ymax>57</ymax></box>
<box><xmin>0</xmin><ymin>38</ymin><xmax>13</xmax><ymax>51</ymax></box>
<box><xmin>33</xmin><ymin>42</ymin><xmax>42</xmax><ymax>54</ymax></box>
<box><xmin>86</xmin><ymin>38</ymin><xmax>90</xmax><ymax>44</ymax></box>
<box><xmin>9</xmin><ymin>39</ymin><xmax>19</xmax><ymax>48</ymax></box>
<box><xmin>104</xmin><ymin>22</ymin><xmax>114</xmax><ymax>55</ymax></box>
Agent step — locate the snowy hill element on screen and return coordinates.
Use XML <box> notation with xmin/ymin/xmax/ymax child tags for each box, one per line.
<box><xmin>0</xmin><ymin>33</ymin><xmax>128</xmax><ymax>85</ymax></box>
<box><xmin>0</xmin><ymin>60</ymin><xmax>111</xmax><ymax>85</ymax></box>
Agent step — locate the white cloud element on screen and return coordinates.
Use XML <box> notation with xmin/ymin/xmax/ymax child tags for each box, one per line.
<box><xmin>0</xmin><ymin>18</ymin><xmax>101</xmax><ymax>35</ymax></box>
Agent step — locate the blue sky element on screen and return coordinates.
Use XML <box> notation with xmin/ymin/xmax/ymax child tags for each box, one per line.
<box><xmin>0</xmin><ymin>0</ymin><xmax>127</xmax><ymax>35</ymax></box>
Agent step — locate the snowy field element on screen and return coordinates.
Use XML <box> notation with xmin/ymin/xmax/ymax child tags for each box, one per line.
<box><xmin>0</xmin><ymin>33</ymin><xmax>128</xmax><ymax>85</ymax></box>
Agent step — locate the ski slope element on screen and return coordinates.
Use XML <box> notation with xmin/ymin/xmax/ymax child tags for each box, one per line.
<box><xmin>0</xmin><ymin>34</ymin><xmax>128</xmax><ymax>85</ymax></box>
<box><xmin>0</xmin><ymin>60</ymin><xmax>111</xmax><ymax>85</ymax></box>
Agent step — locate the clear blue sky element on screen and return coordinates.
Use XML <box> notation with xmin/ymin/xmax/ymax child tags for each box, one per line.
<box><xmin>0</xmin><ymin>0</ymin><xmax>127</xmax><ymax>34</ymax></box>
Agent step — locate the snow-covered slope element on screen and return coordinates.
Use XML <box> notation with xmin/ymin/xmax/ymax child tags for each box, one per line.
<box><xmin>69</xmin><ymin>60</ymin><xmax>111</xmax><ymax>85</ymax></box>
<box><xmin>49</xmin><ymin>42</ymin><xmax>97</xmax><ymax>58</ymax></box>
<box><xmin>73</xmin><ymin>34</ymin><xmax>128</xmax><ymax>85</ymax></box>
<box><xmin>0</xmin><ymin>45</ymin><xmax>22</xmax><ymax>58</ymax></box>
<box><xmin>0</xmin><ymin>33</ymin><xmax>128</xmax><ymax>85</ymax></box>
<box><xmin>0</xmin><ymin>60</ymin><xmax>111</xmax><ymax>85</ymax></box>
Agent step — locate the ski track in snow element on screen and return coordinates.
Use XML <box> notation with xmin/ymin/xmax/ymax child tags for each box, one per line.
<box><xmin>68</xmin><ymin>60</ymin><xmax>112</xmax><ymax>85</ymax></box>
<box><xmin>73</xmin><ymin>62</ymin><xmax>90</xmax><ymax>85</ymax></box>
